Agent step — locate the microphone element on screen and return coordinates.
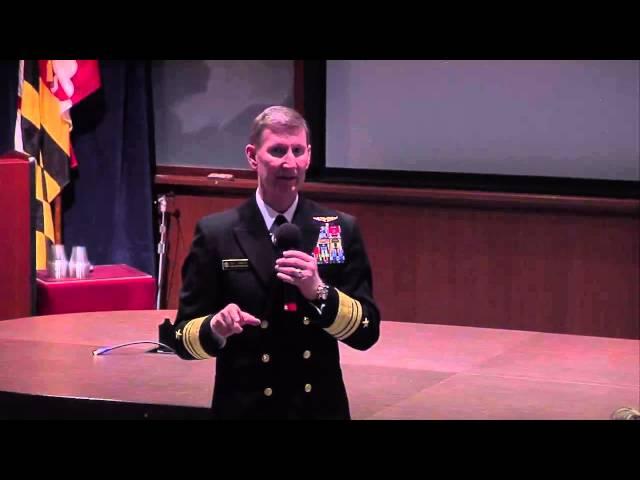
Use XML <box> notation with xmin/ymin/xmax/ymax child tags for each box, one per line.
<box><xmin>275</xmin><ymin>223</ymin><xmax>302</xmax><ymax>313</ymax></box>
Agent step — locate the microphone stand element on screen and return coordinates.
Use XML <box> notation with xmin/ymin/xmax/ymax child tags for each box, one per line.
<box><xmin>156</xmin><ymin>194</ymin><xmax>168</xmax><ymax>310</ymax></box>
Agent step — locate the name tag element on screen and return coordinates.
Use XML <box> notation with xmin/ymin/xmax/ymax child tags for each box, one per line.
<box><xmin>222</xmin><ymin>258</ymin><xmax>249</xmax><ymax>271</ymax></box>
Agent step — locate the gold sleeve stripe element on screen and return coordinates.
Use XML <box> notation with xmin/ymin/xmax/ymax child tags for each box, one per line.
<box><xmin>323</xmin><ymin>288</ymin><xmax>352</xmax><ymax>337</ymax></box>
<box><xmin>182</xmin><ymin>320</ymin><xmax>200</xmax><ymax>359</ymax></box>
<box><xmin>184</xmin><ymin>317</ymin><xmax>209</xmax><ymax>359</ymax></box>
<box><xmin>324</xmin><ymin>289</ymin><xmax>363</xmax><ymax>340</ymax></box>
<box><xmin>334</xmin><ymin>297</ymin><xmax>356</xmax><ymax>339</ymax></box>
<box><xmin>339</xmin><ymin>296</ymin><xmax>362</xmax><ymax>340</ymax></box>
<box><xmin>182</xmin><ymin>316</ymin><xmax>211</xmax><ymax>359</ymax></box>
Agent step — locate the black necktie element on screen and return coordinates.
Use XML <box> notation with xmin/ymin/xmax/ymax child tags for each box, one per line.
<box><xmin>270</xmin><ymin>214</ymin><xmax>287</xmax><ymax>245</ymax></box>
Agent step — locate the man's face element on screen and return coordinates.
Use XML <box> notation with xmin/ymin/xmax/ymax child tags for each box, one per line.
<box><xmin>246</xmin><ymin>127</ymin><xmax>311</xmax><ymax>209</ymax></box>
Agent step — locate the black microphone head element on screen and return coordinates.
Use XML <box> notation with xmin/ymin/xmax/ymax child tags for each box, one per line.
<box><xmin>275</xmin><ymin>223</ymin><xmax>302</xmax><ymax>251</ymax></box>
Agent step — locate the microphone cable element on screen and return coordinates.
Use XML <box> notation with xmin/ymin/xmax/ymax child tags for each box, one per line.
<box><xmin>92</xmin><ymin>341</ymin><xmax>175</xmax><ymax>356</ymax></box>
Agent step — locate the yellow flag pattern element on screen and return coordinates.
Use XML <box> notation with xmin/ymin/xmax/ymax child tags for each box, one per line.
<box><xmin>16</xmin><ymin>60</ymin><xmax>72</xmax><ymax>269</ymax></box>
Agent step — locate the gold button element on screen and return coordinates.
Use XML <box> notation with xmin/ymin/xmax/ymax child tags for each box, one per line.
<box><xmin>261</xmin><ymin>320</ymin><xmax>269</xmax><ymax>329</ymax></box>
<box><xmin>261</xmin><ymin>353</ymin><xmax>270</xmax><ymax>363</ymax></box>
<box><xmin>264</xmin><ymin>387</ymin><xmax>273</xmax><ymax>397</ymax></box>
<box><xmin>303</xmin><ymin>350</ymin><xmax>311</xmax><ymax>359</ymax></box>
<box><xmin>304</xmin><ymin>383</ymin><xmax>312</xmax><ymax>393</ymax></box>
<box><xmin>303</xmin><ymin>317</ymin><xmax>310</xmax><ymax>325</ymax></box>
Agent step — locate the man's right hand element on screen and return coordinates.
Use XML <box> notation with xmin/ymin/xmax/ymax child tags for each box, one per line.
<box><xmin>210</xmin><ymin>303</ymin><xmax>261</xmax><ymax>338</ymax></box>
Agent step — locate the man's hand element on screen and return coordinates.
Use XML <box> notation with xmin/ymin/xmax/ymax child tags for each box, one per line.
<box><xmin>210</xmin><ymin>303</ymin><xmax>261</xmax><ymax>338</ymax></box>
<box><xmin>275</xmin><ymin>250</ymin><xmax>322</xmax><ymax>301</ymax></box>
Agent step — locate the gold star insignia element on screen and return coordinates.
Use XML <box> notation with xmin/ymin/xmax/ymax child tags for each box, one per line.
<box><xmin>362</xmin><ymin>318</ymin><xmax>369</xmax><ymax>328</ymax></box>
<box><xmin>176</xmin><ymin>329</ymin><xmax>183</xmax><ymax>339</ymax></box>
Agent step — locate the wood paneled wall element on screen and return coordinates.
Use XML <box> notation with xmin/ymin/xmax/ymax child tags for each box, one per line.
<box><xmin>156</xmin><ymin>172</ymin><xmax>639</xmax><ymax>339</ymax></box>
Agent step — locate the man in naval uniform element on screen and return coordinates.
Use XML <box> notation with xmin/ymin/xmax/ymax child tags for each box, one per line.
<box><xmin>172</xmin><ymin>105</ymin><xmax>380</xmax><ymax>419</ymax></box>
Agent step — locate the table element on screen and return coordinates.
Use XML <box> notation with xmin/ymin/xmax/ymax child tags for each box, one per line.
<box><xmin>36</xmin><ymin>264</ymin><xmax>155</xmax><ymax>315</ymax></box>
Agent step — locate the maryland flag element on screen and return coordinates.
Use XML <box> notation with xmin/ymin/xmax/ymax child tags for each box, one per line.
<box><xmin>15</xmin><ymin>60</ymin><xmax>101</xmax><ymax>269</ymax></box>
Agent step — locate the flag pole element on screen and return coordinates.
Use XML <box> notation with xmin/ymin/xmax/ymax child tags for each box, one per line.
<box><xmin>53</xmin><ymin>196</ymin><xmax>62</xmax><ymax>244</ymax></box>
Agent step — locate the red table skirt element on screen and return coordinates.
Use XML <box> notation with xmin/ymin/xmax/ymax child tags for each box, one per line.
<box><xmin>36</xmin><ymin>264</ymin><xmax>156</xmax><ymax>315</ymax></box>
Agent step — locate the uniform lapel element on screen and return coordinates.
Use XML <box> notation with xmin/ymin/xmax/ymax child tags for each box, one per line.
<box><xmin>232</xmin><ymin>195</ymin><xmax>322</xmax><ymax>291</ymax></box>
<box><xmin>233</xmin><ymin>197</ymin><xmax>277</xmax><ymax>290</ymax></box>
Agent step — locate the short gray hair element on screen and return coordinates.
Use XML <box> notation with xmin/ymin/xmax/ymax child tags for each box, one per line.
<box><xmin>249</xmin><ymin>106</ymin><xmax>310</xmax><ymax>147</ymax></box>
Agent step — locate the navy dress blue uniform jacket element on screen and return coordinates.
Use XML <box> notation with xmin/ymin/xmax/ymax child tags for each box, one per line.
<box><xmin>172</xmin><ymin>194</ymin><xmax>380</xmax><ymax>419</ymax></box>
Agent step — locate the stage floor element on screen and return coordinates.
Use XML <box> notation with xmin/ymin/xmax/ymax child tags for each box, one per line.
<box><xmin>340</xmin><ymin>322</ymin><xmax>639</xmax><ymax>419</ymax></box>
<box><xmin>0</xmin><ymin>310</ymin><xmax>637</xmax><ymax>419</ymax></box>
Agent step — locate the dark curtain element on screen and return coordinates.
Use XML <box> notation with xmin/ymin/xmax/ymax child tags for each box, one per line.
<box><xmin>62</xmin><ymin>60</ymin><xmax>157</xmax><ymax>277</ymax></box>
<box><xmin>0</xmin><ymin>60</ymin><xmax>18</xmax><ymax>154</ymax></box>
